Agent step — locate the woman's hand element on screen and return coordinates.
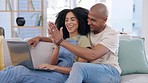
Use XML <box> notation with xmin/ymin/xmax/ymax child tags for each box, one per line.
<box><xmin>27</xmin><ymin>36</ymin><xmax>40</xmax><ymax>48</ymax></box>
<box><xmin>37</xmin><ymin>64</ymin><xmax>56</xmax><ymax>70</ymax></box>
<box><xmin>48</xmin><ymin>22</ymin><xmax>63</xmax><ymax>46</ymax></box>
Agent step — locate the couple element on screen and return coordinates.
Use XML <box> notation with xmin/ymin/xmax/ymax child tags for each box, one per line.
<box><xmin>0</xmin><ymin>3</ymin><xmax>121</xmax><ymax>83</ymax></box>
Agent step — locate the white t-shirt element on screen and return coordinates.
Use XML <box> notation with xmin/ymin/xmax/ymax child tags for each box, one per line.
<box><xmin>88</xmin><ymin>25</ymin><xmax>121</xmax><ymax>74</ymax></box>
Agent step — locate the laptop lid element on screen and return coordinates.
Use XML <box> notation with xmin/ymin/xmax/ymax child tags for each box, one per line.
<box><xmin>7</xmin><ymin>41</ymin><xmax>52</xmax><ymax>71</ymax></box>
<box><xmin>7</xmin><ymin>41</ymin><xmax>34</xmax><ymax>69</ymax></box>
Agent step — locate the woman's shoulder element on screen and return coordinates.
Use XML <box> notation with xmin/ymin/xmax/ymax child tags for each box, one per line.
<box><xmin>78</xmin><ymin>35</ymin><xmax>91</xmax><ymax>47</ymax></box>
<box><xmin>78</xmin><ymin>35</ymin><xmax>89</xmax><ymax>42</ymax></box>
<box><xmin>79</xmin><ymin>35</ymin><xmax>88</xmax><ymax>39</ymax></box>
<box><xmin>80</xmin><ymin>35</ymin><xmax>89</xmax><ymax>39</ymax></box>
<box><xmin>66</xmin><ymin>35</ymin><xmax>89</xmax><ymax>42</ymax></box>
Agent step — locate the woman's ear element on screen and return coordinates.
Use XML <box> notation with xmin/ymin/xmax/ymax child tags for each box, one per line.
<box><xmin>60</xmin><ymin>27</ymin><xmax>63</xmax><ymax>37</ymax></box>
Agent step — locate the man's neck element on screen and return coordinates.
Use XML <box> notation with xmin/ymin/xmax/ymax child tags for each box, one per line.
<box><xmin>94</xmin><ymin>25</ymin><xmax>106</xmax><ymax>34</ymax></box>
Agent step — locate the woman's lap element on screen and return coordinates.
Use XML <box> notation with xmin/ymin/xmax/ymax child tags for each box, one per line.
<box><xmin>0</xmin><ymin>65</ymin><xmax>68</xmax><ymax>83</ymax></box>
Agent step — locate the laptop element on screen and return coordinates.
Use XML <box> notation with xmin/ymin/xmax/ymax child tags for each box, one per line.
<box><xmin>7</xmin><ymin>41</ymin><xmax>53</xmax><ymax>72</ymax></box>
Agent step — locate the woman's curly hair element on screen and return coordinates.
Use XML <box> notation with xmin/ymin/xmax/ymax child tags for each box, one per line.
<box><xmin>55</xmin><ymin>7</ymin><xmax>90</xmax><ymax>39</ymax></box>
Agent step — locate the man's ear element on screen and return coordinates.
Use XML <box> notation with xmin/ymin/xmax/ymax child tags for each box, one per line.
<box><xmin>102</xmin><ymin>16</ymin><xmax>108</xmax><ymax>22</ymax></box>
<box><xmin>104</xmin><ymin>17</ymin><xmax>108</xmax><ymax>22</ymax></box>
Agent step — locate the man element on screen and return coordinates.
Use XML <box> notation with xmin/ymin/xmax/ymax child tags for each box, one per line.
<box><xmin>48</xmin><ymin>3</ymin><xmax>121</xmax><ymax>83</ymax></box>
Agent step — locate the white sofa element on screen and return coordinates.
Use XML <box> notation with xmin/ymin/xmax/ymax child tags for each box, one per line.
<box><xmin>2</xmin><ymin>37</ymin><xmax>148</xmax><ymax>83</ymax></box>
<box><xmin>121</xmin><ymin>74</ymin><xmax>148</xmax><ymax>83</ymax></box>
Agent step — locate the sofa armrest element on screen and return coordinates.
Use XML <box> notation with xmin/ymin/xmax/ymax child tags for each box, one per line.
<box><xmin>0</xmin><ymin>36</ymin><xmax>5</xmax><ymax>69</ymax></box>
<box><xmin>3</xmin><ymin>39</ymin><xmax>12</xmax><ymax>67</ymax></box>
<box><xmin>3</xmin><ymin>38</ymin><xmax>24</xmax><ymax>67</ymax></box>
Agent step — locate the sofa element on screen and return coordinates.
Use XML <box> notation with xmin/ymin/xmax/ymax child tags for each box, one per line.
<box><xmin>1</xmin><ymin>36</ymin><xmax>148</xmax><ymax>83</ymax></box>
<box><xmin>118</xmin><ymin>36</ymin><xmax>148</xmax><ymax>83</ymax></box>
<box><xmin>0</xmin><ymin>36</ymin><xmax>4</xmax><ymax>69</ymax></box>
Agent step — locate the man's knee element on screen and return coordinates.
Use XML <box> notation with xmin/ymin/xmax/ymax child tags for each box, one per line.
<box><xmin>73</xmin><ymin>62</ymin><xmax>83</xmax><ymax>68</ymax></box>
<box><xmin>72</xmin><ymin>62</ymin><xmax>87</xmax><ymax>71</ymax></box>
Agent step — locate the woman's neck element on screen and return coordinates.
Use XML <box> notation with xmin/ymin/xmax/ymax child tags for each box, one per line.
<box><xmin>69</xmin><ymin>33</ymin><xmax>79</xmax><ymax>38</ymax></box>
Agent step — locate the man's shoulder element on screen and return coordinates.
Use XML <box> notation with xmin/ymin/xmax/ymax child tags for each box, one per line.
<box><xmin>104</xmin><ymin>25</ymin><xmax>119</xmax><ymax>34</ymax></box>
<box><xmin>105</xmin><ymin>25</ymin><xmax>117</xmax><ymax>31</ymax></box>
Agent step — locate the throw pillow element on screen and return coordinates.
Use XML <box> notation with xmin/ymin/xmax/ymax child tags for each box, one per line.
<box><xmin>118</xmin><ymin>37</ymin><xmax>148</xmax><ymax>75</ymax></box>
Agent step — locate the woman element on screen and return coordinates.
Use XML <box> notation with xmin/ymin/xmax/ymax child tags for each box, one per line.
<box><xmin>0</xmin><ymin>7</ymin><xmax>91</xmax><ymax>83</ymax></box>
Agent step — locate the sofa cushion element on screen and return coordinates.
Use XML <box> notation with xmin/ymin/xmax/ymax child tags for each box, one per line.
<box><xmin>121</xmin><ymin>74</ymin><xmax>148</xmax><ymax>83</ymax></box>
<box><xmin>118</xmin><ymin>37</ymin><xmax>148</xmax><ymax>75</ymax></box>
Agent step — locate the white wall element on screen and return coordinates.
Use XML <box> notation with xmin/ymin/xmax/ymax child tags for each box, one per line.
<box><xmin>0</xmin><ymin>0</ymin><xmax>11</xmax><ymax>38</ymax></box>
<box><xmin>0</xmin><ymin>13</ymin><xmax>11</xmax><ymax>38</ymax></box>
<box><xmin>142</xmin><ymin>0</ymin><xmax>148</xmax><ymax>53</ymax></box>
<box><xmin>109</xmin><ymin>0</ymin><xmax>133</xmax><ymax>32</ymax></box>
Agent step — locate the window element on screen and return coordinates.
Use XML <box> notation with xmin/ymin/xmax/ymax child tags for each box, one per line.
<box><xmin>47</xmin><ymin>0</ymin><xmax>71</xmax><ymax>22</ymax></box>
<box><xmin>1</xmin><ymin>0</ymin><xmax>142</xmax><ymax>39</ymax></box>
<box><xmin>47</xmin><ymin>0</ymin><xmax>143</xmax><ymax>36</ymax></box>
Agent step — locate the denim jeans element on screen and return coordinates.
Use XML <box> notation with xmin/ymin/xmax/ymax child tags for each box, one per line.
<box><xmin>65</xmin><ymin>62</ymin><xmax>121</xmax><ymax>83</ymax></box>
<box><xmin>0</xmin><ymin>39</ymin><xmax>79</xmax><ymax>83</ymax></box>
<box><xmin>0</xmin><ymin>66</ymin><xmax>68</xmax><ymax>83</ymax></box>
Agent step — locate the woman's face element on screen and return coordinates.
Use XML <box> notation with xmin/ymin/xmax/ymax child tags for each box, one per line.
<box><xmin>65</xmin><ymin>11</ymin><xmax>79</xmax><ymax>35</ymax></box>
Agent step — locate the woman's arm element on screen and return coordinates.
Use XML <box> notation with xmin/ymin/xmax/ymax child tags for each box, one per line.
<box><xmin>39</xmin><ymin>36</ymin><xmax>52</xmax><ymax>42</ymax></box>
<box><xmin>53</xmin><ymin>65</ymin><xmax>72</xmax><ymax>74</ymax></box>
<box><xmin>27</xmin><ymin>36</ymin><xmax>52</xmax><ymax>47</ymax></box>
<box><xmin>38</xmin><ymin>36</ymin><xmax>90</xmax><ymax>74</ymax></box>
<box><xmin>77</xmin><ymin>57</ymin><xmax>88</xmax><ymax>62</ymax></box>
<box><xmin>49</xmin><ymin>46</ymin><xmax>60</xmax><ymax>65</ymax></box>
<box><xmin>37</xmin><ymin>64</ymin><xmax>71</xmax><ymax>74</ymax></box>
<box><xmin>52</xmin><ymin>57</ymin><xmax>88</xmax><ymax>74</ymax></box>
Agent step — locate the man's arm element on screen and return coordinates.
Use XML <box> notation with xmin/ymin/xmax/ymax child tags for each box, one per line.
<box><xmin>48</xmin><ymin>23</ymin><xmax>109</xmax><ymax>61</ymax></box>
<box><xmin>60</xmin><ymin>40</ymin><xmax>109</xmax><ymax>62</ymax></box>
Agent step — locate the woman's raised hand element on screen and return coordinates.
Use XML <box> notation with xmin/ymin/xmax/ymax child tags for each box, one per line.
<box><xmin>48</xmin><ymin>22</ymin><xmax>64</xmax><ymax>46</ymax></box>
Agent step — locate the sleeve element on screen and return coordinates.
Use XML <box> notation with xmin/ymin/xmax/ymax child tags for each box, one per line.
<box><xmin>99</xmin><ymin>30</ymin><xmax>119</xmax><ymax>54</ymax></box>
<box><xmin>78</xmin><ymin>36</ymin><xmax>91</xmax><ymax>48</ymax></box>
